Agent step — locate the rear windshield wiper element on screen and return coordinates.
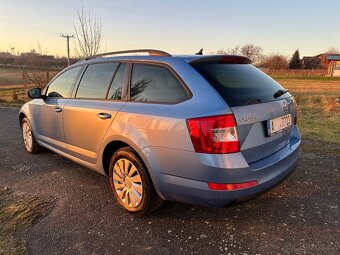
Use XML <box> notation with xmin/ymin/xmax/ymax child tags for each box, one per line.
<box><xmin>273</xmin><ymin>89</ymin><xmax>289</xmax><ymax>99</ymax></box>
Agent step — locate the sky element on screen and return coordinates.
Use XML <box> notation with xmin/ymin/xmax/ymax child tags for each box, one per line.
<box><xmin>0</xmin><ymin>0</ymin><xmax>339</xmax><ymax>58</ymax></box>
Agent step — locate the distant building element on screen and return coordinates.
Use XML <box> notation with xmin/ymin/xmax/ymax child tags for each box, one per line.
<box><xmin>301</xmin><ymin>53</ymin><xmax>333</xmax><ymax>69</ymax></box>
<box><xmin>326</xmin><ymin>55</ymin><xmax>340</xmax><ymax>77</ymax></box>
<box><xmin>301</xmin><ymin>53</ymin><xmax>340</xmax><ymax>76</ymax></box>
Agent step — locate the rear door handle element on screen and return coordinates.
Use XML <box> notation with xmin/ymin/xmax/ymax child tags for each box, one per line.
<box><xmin>54</xmin><ymin>106</ymin><xmax>62</xmax><ymax>113</ymax></box>
<box><xmin>97</xmin><ymin>113</ymin><xmax>111</xmax><ymax>120</ymax></box>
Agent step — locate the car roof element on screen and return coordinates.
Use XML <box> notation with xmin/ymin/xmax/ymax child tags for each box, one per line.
<box><xmin>71</xmin><ymin>53</ymin><xmax>251</xmax><ymax>68</ymax></box>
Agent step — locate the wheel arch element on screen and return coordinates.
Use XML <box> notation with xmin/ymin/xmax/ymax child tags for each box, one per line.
<box><xmin>19</xmin><ymin>111</ymin><xmax>26</xmax><ymax>126</ymax></box>
<box><xmin>101</xmin><ymin>137</ymin><xmax>164</xmax><ymax>201</ymax></box>
<box><xmin>101</xmin><ymin>137</ymin><xmax>149</xmax><ymax>176</ymax></box>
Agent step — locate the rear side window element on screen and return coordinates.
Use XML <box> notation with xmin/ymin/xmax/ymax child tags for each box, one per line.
<box><xmin>76</xmin><ymin>62</ymin><xmax>118</xmax><ymax>99</ymax></box>
<box><xmin>130</xmin><ymin>64</ymin><xmax>188</xmax><ymax>103</ymax></box>
<box><xmin>46</xmin><ymin>66</ymin><xmax>82</xmax><ymax>98</ymax></box>
<box><xmin>192</xmin><ymin>63</ymin><xmax>290</xmax><ymax>107</ymax></box>
<box><xmin>107</xmin><ymin>63</ymin><xmax>126</xmax><ymax>100</ymax></box>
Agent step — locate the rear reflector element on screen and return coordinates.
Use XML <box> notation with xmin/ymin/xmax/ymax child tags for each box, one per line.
<box><xmin>186</xmin><ymin>114</ymin><xmax>240</xmax><ymax>154</ymax></box>
<box><xmin>208</xmin><ymin>181</ymin><xmax>258</xmax><ymax>191</ymax></box>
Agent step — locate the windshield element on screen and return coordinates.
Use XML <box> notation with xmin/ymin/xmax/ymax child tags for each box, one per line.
<box><xmin>191</xmin><ymin>63</ymin><xmax>291</xmax><ymax>107</ymax></box>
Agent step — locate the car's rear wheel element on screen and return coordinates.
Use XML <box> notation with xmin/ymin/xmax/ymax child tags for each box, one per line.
<box><xmin>21</xmin><ymin>117</ymin><xmax>42</xmax><ymax>154</ymax></box>
<box><xmin>109</xmin><ymin>147</ymin><xmax>162</xmax><ymax>216</ymax></box>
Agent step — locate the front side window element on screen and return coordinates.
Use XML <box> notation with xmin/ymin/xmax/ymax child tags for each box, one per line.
<box><xmin>130</xmin><ymin>64</ymin><xmax>188</xmax><ymax>103</ymax></box>
<box><xmin>46</xmin><ymin>66</ymin><xmax>82</xmax><ymax>98</ymax></box>
<box><xmin>76</xmin><ymin>62</ymin><xmax>118</xmax><ymax>99</ymax></box>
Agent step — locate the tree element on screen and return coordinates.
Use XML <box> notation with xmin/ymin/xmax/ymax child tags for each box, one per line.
<box><xmin>74</xmin><ymin>7</ymin><xmax>103</xmax><ymax>57</ymax></box>
<box><xmin>289</xmin><ymin>49</ymin><xmax>301</xmax><ymax>69</ymax></box>
<box><xmin>216</xmin><ymin>49</ymin><xmax>227</xmax><ymax>55</ymax></box>
<box><xmin>260</xmin><ymin>54</ymin><xmax>288</xmax><ymax>69</ymax></box>
<box><xmin>22</xmin><ymin>43</ymin><xmax>56</xmax><ymax>88</ymax></box>
<box><xmin>239</xmin><ymin>44</ymin><xmax>263</xmax><ymax>65</ymax></box>
<box><xmin>217</xmin><ymin>44</ymin><xmax>263</xmax><ymax>65</ymax></box>
<box><xmin>325</xmin><ymin>47</ymin><xmax>340</xmax><ymax>54</ymax></box>
<box><xmin>227</xmin><ymin>46</ymin><xmax>240</xmax><ymax>55</ymax></box>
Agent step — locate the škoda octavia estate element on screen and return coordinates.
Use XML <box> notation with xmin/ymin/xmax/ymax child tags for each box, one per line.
<box><xmin>19</xmin><ymin>49</ymin><xmax>300</xmax><ymax>215</ymax></box>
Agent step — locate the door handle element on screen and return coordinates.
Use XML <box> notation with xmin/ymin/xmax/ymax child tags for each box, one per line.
<box><xmin>97</xmin><ymin>112</ymin><xmax>112</xmax><ymax>120</ymax></box>
<box><xmin>54</xmin><ymin>106</ymin><xmax>62</xmax><ymax>113</ymax></box>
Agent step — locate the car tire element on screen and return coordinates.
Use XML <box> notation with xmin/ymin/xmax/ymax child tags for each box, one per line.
<box><xmin>21</xmin><ymin>117</ymin><xmax>42</xmax><ymax>154</ymax></box>
<box><xmin>109</xmin><ymin>146</ymin><xmax>163</xmax><ymax>216</ymax></box>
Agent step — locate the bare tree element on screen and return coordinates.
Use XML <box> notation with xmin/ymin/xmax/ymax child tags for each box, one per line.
<box><xmin>240</xmin><ymin>44</ymin><xmax>263</xmax><ymax>64</ymax></box>
<box><xmin>325</xmin><ymin>47</ymin><xmax>340</xmax><ymax>54</ymax></box>
<box><xmin>74</xmin><ymin>7</ymin><xmax>103</xmax><ymax>57</ymax></box>
<box><xmin>227</xmin><ymin>46</ymin><xmax>240</xmax><ymax>55</ymax></box>
<box><xmin>22</xmin><ymin>43</ymin><xmax>57</xmax><ymax>88</ymax></box>
<box><xmin>260</xmin><ymin>54</ymin><xmax>288</xmax><ymax>69</ymax></box>
<box><xmin>216</xmin><ymin>49</ymin><xmax>227</xmax><ymax>55</ymax></box>
<box><xmin>216</xmin><ymin>44</ymin><xmax>263</xmax><ymax>65</ymax></box>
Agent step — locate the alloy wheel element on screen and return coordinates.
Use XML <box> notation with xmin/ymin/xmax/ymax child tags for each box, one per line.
<box><xmin>112</xmin><ymin>158</ymin><xmax>143</xmax><ymax>208</ymax></box>
<box><xmin>22</xmin><ymin>122</ymin><xmax>33</xmax><ymax>151</ymax></box>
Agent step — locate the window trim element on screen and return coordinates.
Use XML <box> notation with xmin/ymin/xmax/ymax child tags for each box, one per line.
<box><xmin>128</xmin><ymin>61</ymin><xmax>192</xmax><ymax>105</ymax></box>
<box><xmin>71</xmin><ymin>60</ymin><xmax>130</xmax><ymax>102</ymax></box>
<box><xmin>43</xmin><ymin>65</ymin><xmax>85</xmax><ymax>99</ymax></box>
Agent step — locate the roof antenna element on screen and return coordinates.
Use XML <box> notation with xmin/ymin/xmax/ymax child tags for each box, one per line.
<box><xmin>195</xmin><ymin>48</ymin><xmax>203</xmax><ymax>55</ymax></box>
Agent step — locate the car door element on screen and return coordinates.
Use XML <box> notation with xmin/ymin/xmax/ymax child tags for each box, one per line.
<box><xmin>32</xmin><ymin>66</ymin><xmax>82</xmax><ymax>152</ymax></box>
<box><xmin>63</xmin><ymin>62</ymin><xmax>128</xmax><ymax>163</ymax></box>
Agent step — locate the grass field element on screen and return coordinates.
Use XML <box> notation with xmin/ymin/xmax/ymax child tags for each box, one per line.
<box><xmin>0</xmin><ymin>66</ymin><xmax>26</xmax><ymax>86</ymax></box>
<box><xmin>276</xmin><ymin>78</ymin><xmax>340</xmax><ymax>143</ymax></box>
<box><xmin>0</xmin><ymin>67</ymin><xmax>339</xmax><ymax>144</ymax></box>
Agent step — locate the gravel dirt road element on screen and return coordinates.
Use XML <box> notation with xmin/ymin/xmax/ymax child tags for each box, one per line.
<box><xmin>0</xmin><ymin>107</ymin><xmax>339</xmax><ymax>255</ymax></box>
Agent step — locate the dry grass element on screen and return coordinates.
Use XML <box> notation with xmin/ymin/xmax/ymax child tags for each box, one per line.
<box><xmin>0</xmin><ymin>187</ymin><xmax>55</xmax><ymax>255</ymax></box>
<box><xmin>276</xmin><ymin>78</ymin><xmax>340</xmax><ymax>143</ymax></box>
<box><xmin>0</xmin><ymin>67</ymin><xmax>26</xmax><ymax>86</ymax></box>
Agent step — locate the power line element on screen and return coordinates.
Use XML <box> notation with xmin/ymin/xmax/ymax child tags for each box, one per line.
<box><xmin>60</xmin><ymin>33</ymin><xmax>74</xmax><ymax>66</ymax></box>
<box><xmin>0</xmin><ymin>16</ymin><xmax>58</xmax><ymax>36</ymax></box>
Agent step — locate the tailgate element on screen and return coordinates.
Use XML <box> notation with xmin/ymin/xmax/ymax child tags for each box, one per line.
<box><xmin>232</xmin><ymin>97</ymin><xmax>297</xmax><ymax>163</ymax></box>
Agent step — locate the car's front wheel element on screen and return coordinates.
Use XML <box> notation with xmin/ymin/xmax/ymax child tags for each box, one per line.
<box><xmin>109</xmin><ymin>147</ymin><xmax>162</xmax><ymax>216</ymax></box>
<box><xmin>21</xmin><ymin>117</ymin><xmax>42</xmax><ymax>154</ymax></box>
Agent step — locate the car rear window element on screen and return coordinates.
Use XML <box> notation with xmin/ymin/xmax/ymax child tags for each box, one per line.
<box><xmin>191</xmin><ymin>63</ymin><xmax>290</xmax><ymax>107</ymax></box>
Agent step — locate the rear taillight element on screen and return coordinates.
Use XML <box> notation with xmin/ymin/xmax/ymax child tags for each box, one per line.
<box><xmin>293</xmin><ymin>97</ymin><xmax>298</xmax><ymax>125</ymax></box>
<box><xmin>186</xmin><ymin>114</ymin><xmax>240</xmax><ymax>154</ymax></box>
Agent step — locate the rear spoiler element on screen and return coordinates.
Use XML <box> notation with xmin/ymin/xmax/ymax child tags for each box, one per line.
<box><xmin>189</xmin><ymin>55</ymin><xmax>251</xmax><ymax>64</ymax></box>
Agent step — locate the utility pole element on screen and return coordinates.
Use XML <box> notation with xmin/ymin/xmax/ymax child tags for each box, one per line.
<box><xmin>60</xmin><ymin>33</ymin><xmax>74</xmax><ymax>66</ymax></box>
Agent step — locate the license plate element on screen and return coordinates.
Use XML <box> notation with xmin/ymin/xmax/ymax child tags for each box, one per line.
<box><xmin>267</xmin><ymin>114</ymin><xmax>292</xmax><ymax>136</ymax></box>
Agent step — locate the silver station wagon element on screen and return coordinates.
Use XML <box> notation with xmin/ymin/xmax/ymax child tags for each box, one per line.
<box><xmin>19</xmin><ymin>49</ymin><xmax>300</xmax><ymax>215</ymax></box>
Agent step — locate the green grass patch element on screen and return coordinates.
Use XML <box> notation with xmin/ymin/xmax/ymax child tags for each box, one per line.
<box><xmin>0</xmin><ymin>187</ymin><xmax>55</xmax><ymax>255</ymax></box>
<box><xmin>298</xmin><ymin>111</ymin><xmax>340</xmax><ymax>143</ymax></box>
<box><xmin>295</xmin><ymin>94</ymin><xmax>340</xmax><ymax>143</ymax></box>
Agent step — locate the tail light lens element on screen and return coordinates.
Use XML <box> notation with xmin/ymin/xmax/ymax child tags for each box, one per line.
<box><xmin>293</xmin><ymin>97</ymin><xmax>298</xmax><ymax>125</ymax></box>
<box><xmin>186</xmin><ymin>114</ymin><xmax>240</xmax><ymax>154</ymax></box>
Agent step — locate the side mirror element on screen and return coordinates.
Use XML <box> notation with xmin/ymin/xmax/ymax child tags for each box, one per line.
<box><xmin>28</xmin><ymin>88</ymin><xmax>42</xmax><ymax>99</ymax></box>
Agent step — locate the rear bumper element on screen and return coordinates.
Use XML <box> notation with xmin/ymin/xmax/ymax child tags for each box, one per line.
<box><xmin>142</xmin><ymin>126</ymin><xmax>301</xmax><ymax>207</ymax></box>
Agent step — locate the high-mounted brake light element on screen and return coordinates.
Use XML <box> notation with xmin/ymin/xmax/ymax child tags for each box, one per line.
<box><xmin>208</xmin><ymin>180</ymin><xmax>258</xmax><ymax>191</ymax></box>
<box><xmin>186</xmin><ymin>114</ymin><xmax>240</xmax><ymax>154</ymax></box>
<box><xmin>220</xmin><ymin>56</ymin><xmax>251</xmax><ymax>64</ymax></box>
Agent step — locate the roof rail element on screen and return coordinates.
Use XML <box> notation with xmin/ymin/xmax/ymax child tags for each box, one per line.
<box><xmin>79</xmin><ymin>49</ymin><xmax>171</xmax><ymax>62</ymax></box>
